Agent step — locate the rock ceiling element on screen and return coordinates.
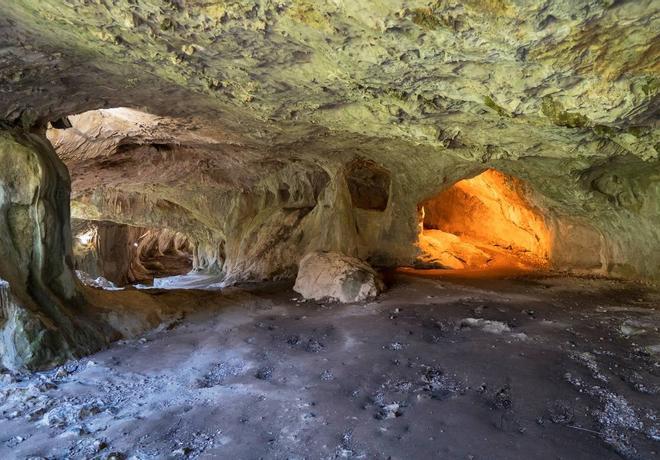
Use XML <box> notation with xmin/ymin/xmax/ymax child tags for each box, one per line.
<box><xmin>0</xmin><ymin>0</ymin><xmax>658</xmax><ymax>282</ymax></box>
<box><xmin>1</xmin><ymin>0</ymin><xmax>657</xmax><ymax>160</ymax></box>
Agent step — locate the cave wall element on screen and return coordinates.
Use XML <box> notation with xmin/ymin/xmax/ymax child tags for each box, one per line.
<box><xmin>421</xmin><ymin>169</ymin><xmax>550</xmax><ymax>257</ymax></box>
<box><xmin>494</xmin><ymin>156</ymin><xmax>660</xmax><ymax>280</ymax></box>
<box><xmin>72</xmin><ymin>219</ymin><xmax>193</xmax><ymax>286</ymax></box>
<box><xmin>94</xmin><ymin>222</ymin><xmax>148</xmax><ymax>286</ymax></box>
<box><xmin>71</xmin><ymin>219</ymin><xmax>101</xmax><ymax>278</ymax></box>
<box><xmin>0</xmin><ymin>127</ymin><xmax>657</xmax><ymax>375</ymax></box>
<box><xmin>0</xmin><ymin>130</ymin><xmax>106</xmax><ymax>370</ymax></box>
<box><xmin>62</xmin><ymin>132</ymin><xmax>660</xmax><ymax>283</ymax></box>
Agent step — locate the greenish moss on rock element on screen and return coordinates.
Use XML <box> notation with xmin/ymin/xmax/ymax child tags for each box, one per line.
<box><xmin>541</xmin><ymin>96</ymin><xmax>590</xmax><ymax>129</ymax></box>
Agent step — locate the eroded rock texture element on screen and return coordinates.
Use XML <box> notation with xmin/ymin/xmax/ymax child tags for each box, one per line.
<box><xmin>72</xmin><ymin>219</ymin><xmax>192</xmax><ymax>286</ymax></box>
<box><xmin>0</xmin><ymin>1</ymin><xmax>658</xmax><ymax>366</ymax></box>
<box><xmin>294</xmin><ymin>252</ymin><xmax>384</xmax><ymax>303</ymax></box>
<box><xmin>0</xmin><ymin>132</ymin><xmax>106</xmax><ymax>370</ymax></box>
<box><xmin>417</xmin><ymin>169</ymin><xmax>552</xmax><ymax>269</ymax></box>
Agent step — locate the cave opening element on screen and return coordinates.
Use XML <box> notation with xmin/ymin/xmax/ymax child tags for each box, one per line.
<box><xmin>46</xmin><ymin>109</ymin><xmax>198</xmax><ymax>289</ymax></box>
<box><xmin>416</xmin><ymin>169</ymin><xmax>551</xmax><ymax>271</ymax></box>
<box><xmin>71</xmin><ymin>219</ymin><xmax>193</xmax><ymax>288</ymax></box>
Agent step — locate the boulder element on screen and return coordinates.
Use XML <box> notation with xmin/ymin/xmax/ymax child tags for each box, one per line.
<box><xmin>294</xmin><ymin>252</ymin><xmax>384</xmax><ymax>303</ymax></box>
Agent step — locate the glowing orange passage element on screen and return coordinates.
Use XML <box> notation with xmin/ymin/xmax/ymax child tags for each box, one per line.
<box><xmin>417</xmin><ymin>169</ymin><xmax>550</xmax><ymax>270</ymax></box>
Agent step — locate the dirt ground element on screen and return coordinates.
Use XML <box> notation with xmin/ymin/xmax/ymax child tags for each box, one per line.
<box><xmin>1</xmin><ymin>270</ymin><xmax>659</xmax><ymax>459</ymax></box>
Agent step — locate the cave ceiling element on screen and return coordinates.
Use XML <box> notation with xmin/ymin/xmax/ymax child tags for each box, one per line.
<box><xmin>0</xmin><ymin>0</ymin><xmax>657</xmax><ymax>161</ymax></box>
<box><xmin>0</xmin><ymin>1</ymin><xmax>659</xmax><ymax>281</ymax></box>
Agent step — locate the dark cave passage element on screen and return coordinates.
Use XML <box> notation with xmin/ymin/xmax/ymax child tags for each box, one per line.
<box><xmin>72</xmin><ymin>219</ymin><xmax>193</xmax><ymax>288</ymax></box>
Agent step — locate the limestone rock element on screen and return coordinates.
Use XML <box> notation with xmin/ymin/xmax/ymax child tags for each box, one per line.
<box><xmin>0</xmin><ymin>1</ymin><xmax>655</xmax><ymax>283</ymax></box>
<box><xmin>0</xmin><ymin>0</ymin><xmax>658</xmax><ymax>370</ymax></box>
<box><xmin>294</xmin><ymin>252</ymin><xmax>384</xmax><ymax>303</ymax></box>
<box><xmin>417</xmin><ymin>230</ymin><xmax>491</xmax><ymax>270</ymax></box>
<box><xmin>72</xmin><ymin>218</ymin><xmax>193</xmax><ymax>286</ymax></box>
<box><xmin>0</xmin><ymin>132</ymin><xmax>108</xmax><ymax>370</ymax></box>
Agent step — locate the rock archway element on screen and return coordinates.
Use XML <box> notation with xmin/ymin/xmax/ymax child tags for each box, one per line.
<box><xmin>72</xmin><ymin>220</ymin><xmax>193</xmax><ymax>287</ymax></box>
<box><xmin>417</xmin><ymin>169</ymin><xmax>551</xmax><ymax>270</ymax></box>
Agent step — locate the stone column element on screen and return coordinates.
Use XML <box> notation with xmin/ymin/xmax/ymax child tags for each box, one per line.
<box><xmin>0</xmin><ymin>129</ymin><xmax>105</xmax><ymax>370</ymax></box>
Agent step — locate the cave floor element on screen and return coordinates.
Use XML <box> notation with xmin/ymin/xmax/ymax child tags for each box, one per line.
<box><xmin>1</xmin><ymin>272</ymin><xmax>659</xmax><ymax>459</ymax></box>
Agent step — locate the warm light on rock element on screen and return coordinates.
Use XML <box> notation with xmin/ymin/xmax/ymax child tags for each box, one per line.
<box><xmin>417</xmin><ymin>169</ymin><xmax>551</xmax><ymax>270</ymax></box>
<box><xmin>0</xmin><ymin>1</ymin><xmax>658</xmax><ymax>457</ymax></box>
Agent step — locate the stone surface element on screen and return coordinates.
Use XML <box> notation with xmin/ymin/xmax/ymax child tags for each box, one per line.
<box><xmin>294</xmin><ymin>252</ymin><xmax>384</xmax><ymax>303</ymax></box>
<box><xmin>417</xmin><ymin>229</ymin><xmax>491</xmax><ymax>270</ymax></box>
<box><xmin>0</xmin><ymin>274</ymin><xmax>658</xmax><ymax>459</ymax></box>
<box><xmin>0</xmin><ymin>0</ymin><xmax>655</xmax><ymax>282</ymax></box>
<box><xmin>0</xmin><ymin>133</ymin><xmax>192</xmax><ymax>369</ymax></box>
<box><xmin>0</xmin><ymin>0</ymin><xmax>658</xmax><ymax>368</ymax></box>
<box><xmin>0</xmin><ymin>131</ymin><xmax>108</xmax><ymax>370</ymax></box>
<box><xmin>72</xmin><ymin>219</ymin><xmax>192</xmax><ymax>286</ymax></box>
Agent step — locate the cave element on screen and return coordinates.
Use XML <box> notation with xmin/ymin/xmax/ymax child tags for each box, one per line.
<box><xmin>0</xmin><ymin>2</ymin><xmax>659</xmax><ymax>459</ymax></box>
<box><xmin>416</xmin><ymin>169</ymin><xmax>550</xmax><ymax>271</ymax></box>
<box><xmin>71</xmin><ymin>219</ymin><xmax>193</xmax><ymax>288</ymax></box>
<box><xmin>346</xmin><ymin>158</ymin><xmax>391</xmax><ymax>211</ymax></box>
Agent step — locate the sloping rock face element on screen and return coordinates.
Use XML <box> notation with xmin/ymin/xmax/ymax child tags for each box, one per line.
<box><xmin>0</xmin><ymin>1</ymin><xmax>658</xmax><ymax>365</ymax></box>
<box><xmin>294</xmin><ymin>252</ymin><xmax>384</xmax><ymax>303</ymax></box>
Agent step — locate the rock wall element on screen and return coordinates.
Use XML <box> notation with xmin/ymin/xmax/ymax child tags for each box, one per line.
<box><xmin>0</xmin><ymin>130</ymin><xmax>106</xmax><ymax>370</ymax></box>
<box><xmin>0</xmin><ymin>1</ymin><xmax>657</xmax><ymax>288</ymax></box>
<box><xmin>37</xmin><ymin>99</ymin><xmax>658</xmax><ymax>285</ymax></box>
<box><xmin>422</xmin><ymin>169</ymin><xmax>550</xmax><ymax>258</ymax></box>
<box><xmin>94</xmin><ymin>222</ymin><xmax>148</xmax><ymax>286</ymax></box>
<box><xmin>63</xmin><ymin>132</ymin><xmax>660</xmax><ymax>283</ymax></box>
<box><xmin>0</xmin><ymin>125</ymin><xmax>657</xmax><ymax>373</ymax></box>
<box><xmin>496</xmin><ymin>156</ymin><xmax>660</xmax><ymax>280</ymax></box>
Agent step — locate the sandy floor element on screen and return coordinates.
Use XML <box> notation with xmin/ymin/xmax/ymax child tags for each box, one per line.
<box><xmin>1</xmin><ymin>271</ymin><xmax>659</xmax><ymax>459</ymax></box>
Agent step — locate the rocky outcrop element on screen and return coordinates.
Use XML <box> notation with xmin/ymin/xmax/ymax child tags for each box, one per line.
<box><xmin>0</xmin><ymin>130</ymin><xmax>107</xmax><ymax>370</ymax></box>
<box><xmin>294</xmin><ymin>252</ymin><xmax>384</xmax><ymax>303</ymax></box>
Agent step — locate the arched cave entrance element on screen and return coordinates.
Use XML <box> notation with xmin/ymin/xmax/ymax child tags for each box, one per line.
<box><xmin>72</xmin><ymin>219</ymin><xmax>193</xmax><ymax>288</ymax></box>
<box><xmin>416</xmin><ymin>169</ymin><xmax>551</xmax><ymax>271</ymax></box>
<box><xmin>47</xmin><ymin>109</ymin><xmax>198</xmax><ymax>289</ymax></box>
